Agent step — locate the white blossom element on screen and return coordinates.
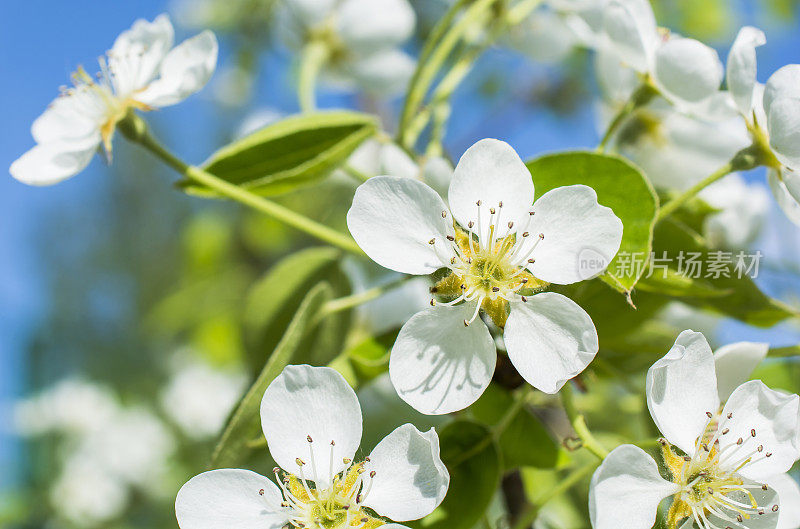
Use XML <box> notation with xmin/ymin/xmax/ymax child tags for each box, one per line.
<box><xmin>601</xmin><ymin>0</ymin><xmax>725</xmax><ymax>113</ymax></box>
<box><xmin>347</xmin><ymin>138</ymin><xmax>623</xmax><ymax>414</ymax></box>
<box><xmin>593</xmin><ymin>35</ymin><xmax>749</xmax><ymax>192</ymax></box>
<box><xmin>14</xmin><ymin>378</ymin><xmax>118</xmax><ymax>436</ymax></box>
<box><xmin>10</xmin><ymin>14</ymin><xmax>217</xmax><ymax>186</ymax></box>
<box><xmin>726</xmin><ymin>26</ymin><xmax>800</xmax><ymax>226</ymax></box>
<box><xmin>590</xmin><ymin>330</ymin><xmax>800</xmax><ymax>529</ymax></box>
<box><xmin>160</xmin><ymin>358</ymin><xmax>247</xmax><ymax>440</ymax></box>
<box><xmin>176</xmin><ymin>365</ymin><xmax>449</xmax><ymax>529</ymax></box>
<box><xmin>699</xmin><ymin>175</ymin><xmax>770</xmax><ymax>250</ymax></box>
<box><xmin>275</xmin><ymin>0</ymin><xmax>416</xmax><ymax>95</ymax></box>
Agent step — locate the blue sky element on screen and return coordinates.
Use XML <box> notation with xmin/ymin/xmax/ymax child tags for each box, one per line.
<box><xmin>2</xmin><ymin>0</ymin><xmax>800</xmax><ymax>494</ymax></box>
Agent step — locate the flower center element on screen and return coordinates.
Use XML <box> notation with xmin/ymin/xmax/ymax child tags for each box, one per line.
<box><xmin>428</xmin><ymin>200</ymin><xmax>548</xmax><ymax>327</ymax></box>
<box><xmin>64</xmin><ymin>57</ymin><xmax>154</xmax><ymax>157</ymax></box>
<box><xmin>270</xmin><ymin>436</ymin><xmax>383</xmax><ymax>529</ymax></box>
<box><xmin>661</xmin><ymin>412</ymin><xmax>779</xmax><ymax>529</ymax></box>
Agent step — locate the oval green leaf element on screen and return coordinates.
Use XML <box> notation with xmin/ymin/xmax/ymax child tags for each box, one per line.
<box><xmin>181</xmin><ymin>111</ymin><xmax>377</xmax><ymax>196</ymax></box>
<box><xmin>526</xmin><ymin>152</ymin><xmax>658</xmax><ymax>293</ymax></box>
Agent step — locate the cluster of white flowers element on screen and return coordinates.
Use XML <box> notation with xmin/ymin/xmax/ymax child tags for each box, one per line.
<box><xmin>14</xmin><ymin>378</ymin><xmax>176</xmax><ymax>526</ymax></box>
<box><xmin>8</xmin><ymin>4</ymin><xmax>800</xmax><ymax>529</ymax></box>
<box><xmin>275</xmin><ymin>0</ymin><xmax>417</xmax><ymax>95</ymax></box>
<box><xmin>519</xmin><ymin>0</ymin><xmax>800</xmax><ymax>237</ymax></box>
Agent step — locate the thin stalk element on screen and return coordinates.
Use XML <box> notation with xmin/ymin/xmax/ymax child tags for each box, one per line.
<box><xmin>319</xmin><ymin>275</ymin><xmax>412</xmax><ymax>317</ymax></box>
<box><xmin>561</xmin><ymin>383</ymin><xmax>608</xmax><ymax>460</ymax></box>
<box><xmin>656</xmin><ymin>162</ymin><xmax>734</xmax><ymax>222</ymax></box>
<box><xmin>510</xmin><ymin>462</ymin><xmax>599</xmax><ymax>529</ymax></box>
<box><xmin>298</xmin><ymin>39</ymin><xmax>330</xmax><ymax>112</ymax></box>
<box><xmin>398</xmin><ymin>0</ymin><xmax>499</xmax><ymax>148</ymax></box>
<box><xmin>597</xmin><ymin>82</ymin><xmax>657</xmax><ymax>152</ymax></box>
<box><xmin>123</xmin><ymin>115</ymin><xmax>364</xmax><ymax>255</ymax></box>
<box><xmin>494</xmin><ymin>385</ymin><xmax>533</xmax><ymax>438</ymax></box>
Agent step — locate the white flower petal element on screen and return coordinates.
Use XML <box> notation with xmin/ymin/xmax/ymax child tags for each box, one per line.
<box><xmin>646</xmin><ymin>330</ymin><xmax>720</xmax><ymax>455</ymax></box>
<box><xmin>717</xmin><ymin>380</ymin><xmax>800</xmax><ymax>482</ymax></box>
<box><xmin>764</xmin><ymin>474</ymin><xmax>800</xmax><ymax>529</ymax></box>
<box><xmin>700</xmin><ymin>174</ymin><xmax>770</xmax><ymax>249</ymax></box>
<box><xmin>654</xmin><ymin>38</ymin><xmax>724</xmax><ymax>105</ymax></box>
<box><xmin>347</xmin><ymin>49</ymin><xmax>416</xmax><ymax>96</ymax></box>
<box><xmin>595</xmin><ymin>46</ymin><xmax>640</xmax><ymax>105</ymax></box>
<box><xmin>602</xmin><ymin>0</ymin><xmax>659</xmax><ymax>72</ymax></box>
<box><xmin>362</xmin><ymin>424</ymin><xmax>449</xmax><ymax>521</ymax></box>
<box><xmin>175</xmin><ymin>469</ymin><xmax>287</xmax><ymax>529</ymax></box>
<box><xmin>260</xmin><ymin>365</ymin><xmax>362</xmax><ymax>487</ymax></box>
<box><xmin>347</xmin><ymin>176</ymin><xmax>453</xmax><ymax>275</ymax></box>
<box><xmin>767</xmin><ymin>98</ymin><xmax>800</xmax><ymax>172</ymax></box>
<box><xmin>111</xmin><ymin>14</ymin><xmax>175</xmax><ymax>94</ymax></box>
<box><xmin>726</xmin><ymin>26</ymin><xmax>766</xmax><ymax>117</ymax></box>
<box><xmin>589</xmin><ymin>444</ymin><xmax>679</xmax><ymax>529</ymax></box>
<box><xmin>714</xmin><ymin>341</ymin><xmax>769</xmax><ymax>402</ymax></box>
<box><xmin>504</xmin><ymin>293</ymin><xmax>597</xmax><ymax>394</ymax></box>
<box><xmin>764</xmin><ymin>64</ymin><xmax>800</xmax><ymax>117</ymax></box>
<box><xmin>10</xmin><ymin>136</ymin><xmax>101</xmax><ymax>186</ymax></box>
<box><xmin>524</xmin><ymin>185</ymin><xmax>623</xmax><ymax>285</ymax></box>
<box><xmin>422</xmin><ymin>156</ymin><xmax>454</xmax><ymax>197</ymax></box>
<box><xmin>783</xmin><ymin>170</ymin><xmax>800</xmax><ymax>205</ymax></box>
<box><xmin>447</xmin><ymin>139</ymin><xmax>535</xmax><ymax>241</ymax></box>
<box><xmin>389</xmin><ymin>304</ymin><xmax>496</xmax><ymax>415</ymax></box>
<box><xmin>380</xmin><ymin>142</ymin><xmax>419</xmax><ymax>179</ymax></box>
<box><xmin>336</xmin><ymin>0</ymin><xmax>415</xmax><ymax>52</ymax></box>
<box><xmin>136</xmin><ymin>31</ymin><xmax>218</xmax><ymax>108</ymax></box>
<box><xmin>769</xmin><ymin>170</ymin><xmax>800</xmax><ymax>226</ymax></box>
<box><xmin>32</xmin><ymin>92</ymin><xmax>104</xmax><ymax>144</ymax></box>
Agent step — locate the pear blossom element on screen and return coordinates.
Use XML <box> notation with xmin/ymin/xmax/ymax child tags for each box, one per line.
<box><xmin>508</xmin><ymin>0</ymin><xmax>608</xmax><ymax>61</ymax></box>
<box><xmin>594</xmin><ymin>45</ymin><xmax>750</xmax><ymax>191</ymax></box>
<box><xmin>10</xmin><ymin>14</ymin><xmax>218</xmax><ymax>186</ymax></box>
<box><xmin>13</xmin><ymin>377</ymin><xmax>118</xmax><ymax>436</ymax></box>
<box><xmin>347</xmin><ymin>138</ymin><xmax>623</xmax><ymax>414</ymax></box>
<box><xmin>590</xmin><ymin>330</ymin><xmax>800</xmax><ymax>529</ymax></box>
<box><xmin>725</xmin><ymin>26</ymin><xmax>800</xmax><ymax>226</ymax></box>
<box><xmin>275</xmin><ymin>0</ymin><xmax>416</xmax><ymax>95</ymax></box>
<box><xmin>347</xmin><ymin>138</ymin><xmax>454</xmax><ymax>195</ymax></box>
<box><xmin>699</xmin><ymin>175</ymin><xmax>770</xmax><ymax>250</ymax></box>
<box><xmin>159</xmin><ymin>357</ymin><xmax>247</xmax><ymax>440</ymax></box>
<box><xmin>50</xmin><ymin>453</ymin><xmax>131</xmax><ymax>526</ymax></box>
<box><xmin>601</xmin><ymin>0</ymin><xmax>725</xmax><ymax>113</ymax></box>
<box><xmin>175</xmin><ymin>365</ymin><xmax>449</xmax><ymax>529</ymax></box>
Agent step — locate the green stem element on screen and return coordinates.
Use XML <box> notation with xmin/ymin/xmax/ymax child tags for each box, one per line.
<box><xmin>398</xmin><ymin>0</ymin><xmax>498</xmax><ymax>148</ymax></box>
<box><xmin>510</xmin><ymin>462</ymin><xmax>599</xmax><ymax>529</ymax></box>
<box><xmin>123</xmin><ymin>115</ymin><xmax>364</xmax><ymax>255</ymax></box>
<box><xmin>561</xmin><ymin>383</ymin><xmax>608</xmax><ymax>460</ymax></box>
<box><xmin>319</xmin><ymin>275</ymin><xmax>413</xmax><ymax>317</ymax></box>
<box><xmin>656</xmin><ymin>162</ymin><xmax>734</xmax><ymax>222</ymax></box>
<box><xmin>494</xmin><ymin>385</ymin><xmax>533</xmax><ymax>438</ymax></box>
<box><xmin>298</xmin><ymin>40</ymin><xmax>330</xmax><ymax>112</ymax></box>
<box><xmin>597</xmin><ymin>82</ymin><xmax>657</xmax><ymax>152</ymax></box>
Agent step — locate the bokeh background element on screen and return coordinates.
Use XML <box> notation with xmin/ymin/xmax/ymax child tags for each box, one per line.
<box><xmin>2</xmin><ymin>0</ymin><xmax>800</xmax><ymax>527</ymax></box>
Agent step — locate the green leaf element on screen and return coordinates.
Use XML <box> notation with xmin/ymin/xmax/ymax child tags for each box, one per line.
<box><xmin>210</xmin><ymin>282</ymin><xmax>332</xmax><ymax>469</ymax></box>
<box><xmin>413</xmin><ymin>421</ymin><xmax>501</xmax><ymax>529</ymax></box>
<box><xmin>635</xmin><ymin>267</ymin><xmax>730</xmax><ymax>298</ymax></box>
<box><xmin>526</xmin><ymin>151</ymin><xmax>657</xmax><ymax>292</ymax></box>
<box><xmin>242</xmin><ymin>247</ymin><xmax>342</xmax><ymax>372</ymax></box>
<box><xmin>180</xmin><ymin>111</ymin><xmax>377</xmax><ymax>196</ymax></box>
<box><xmin>471</xmin><ymin>384</ymin><xmax>558</xmax><ymax>470</ymax></box>
<box><xmin>650</xmin><ymin>219</ymin><xmax>799</xmax><ymax>327</ymax></box>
